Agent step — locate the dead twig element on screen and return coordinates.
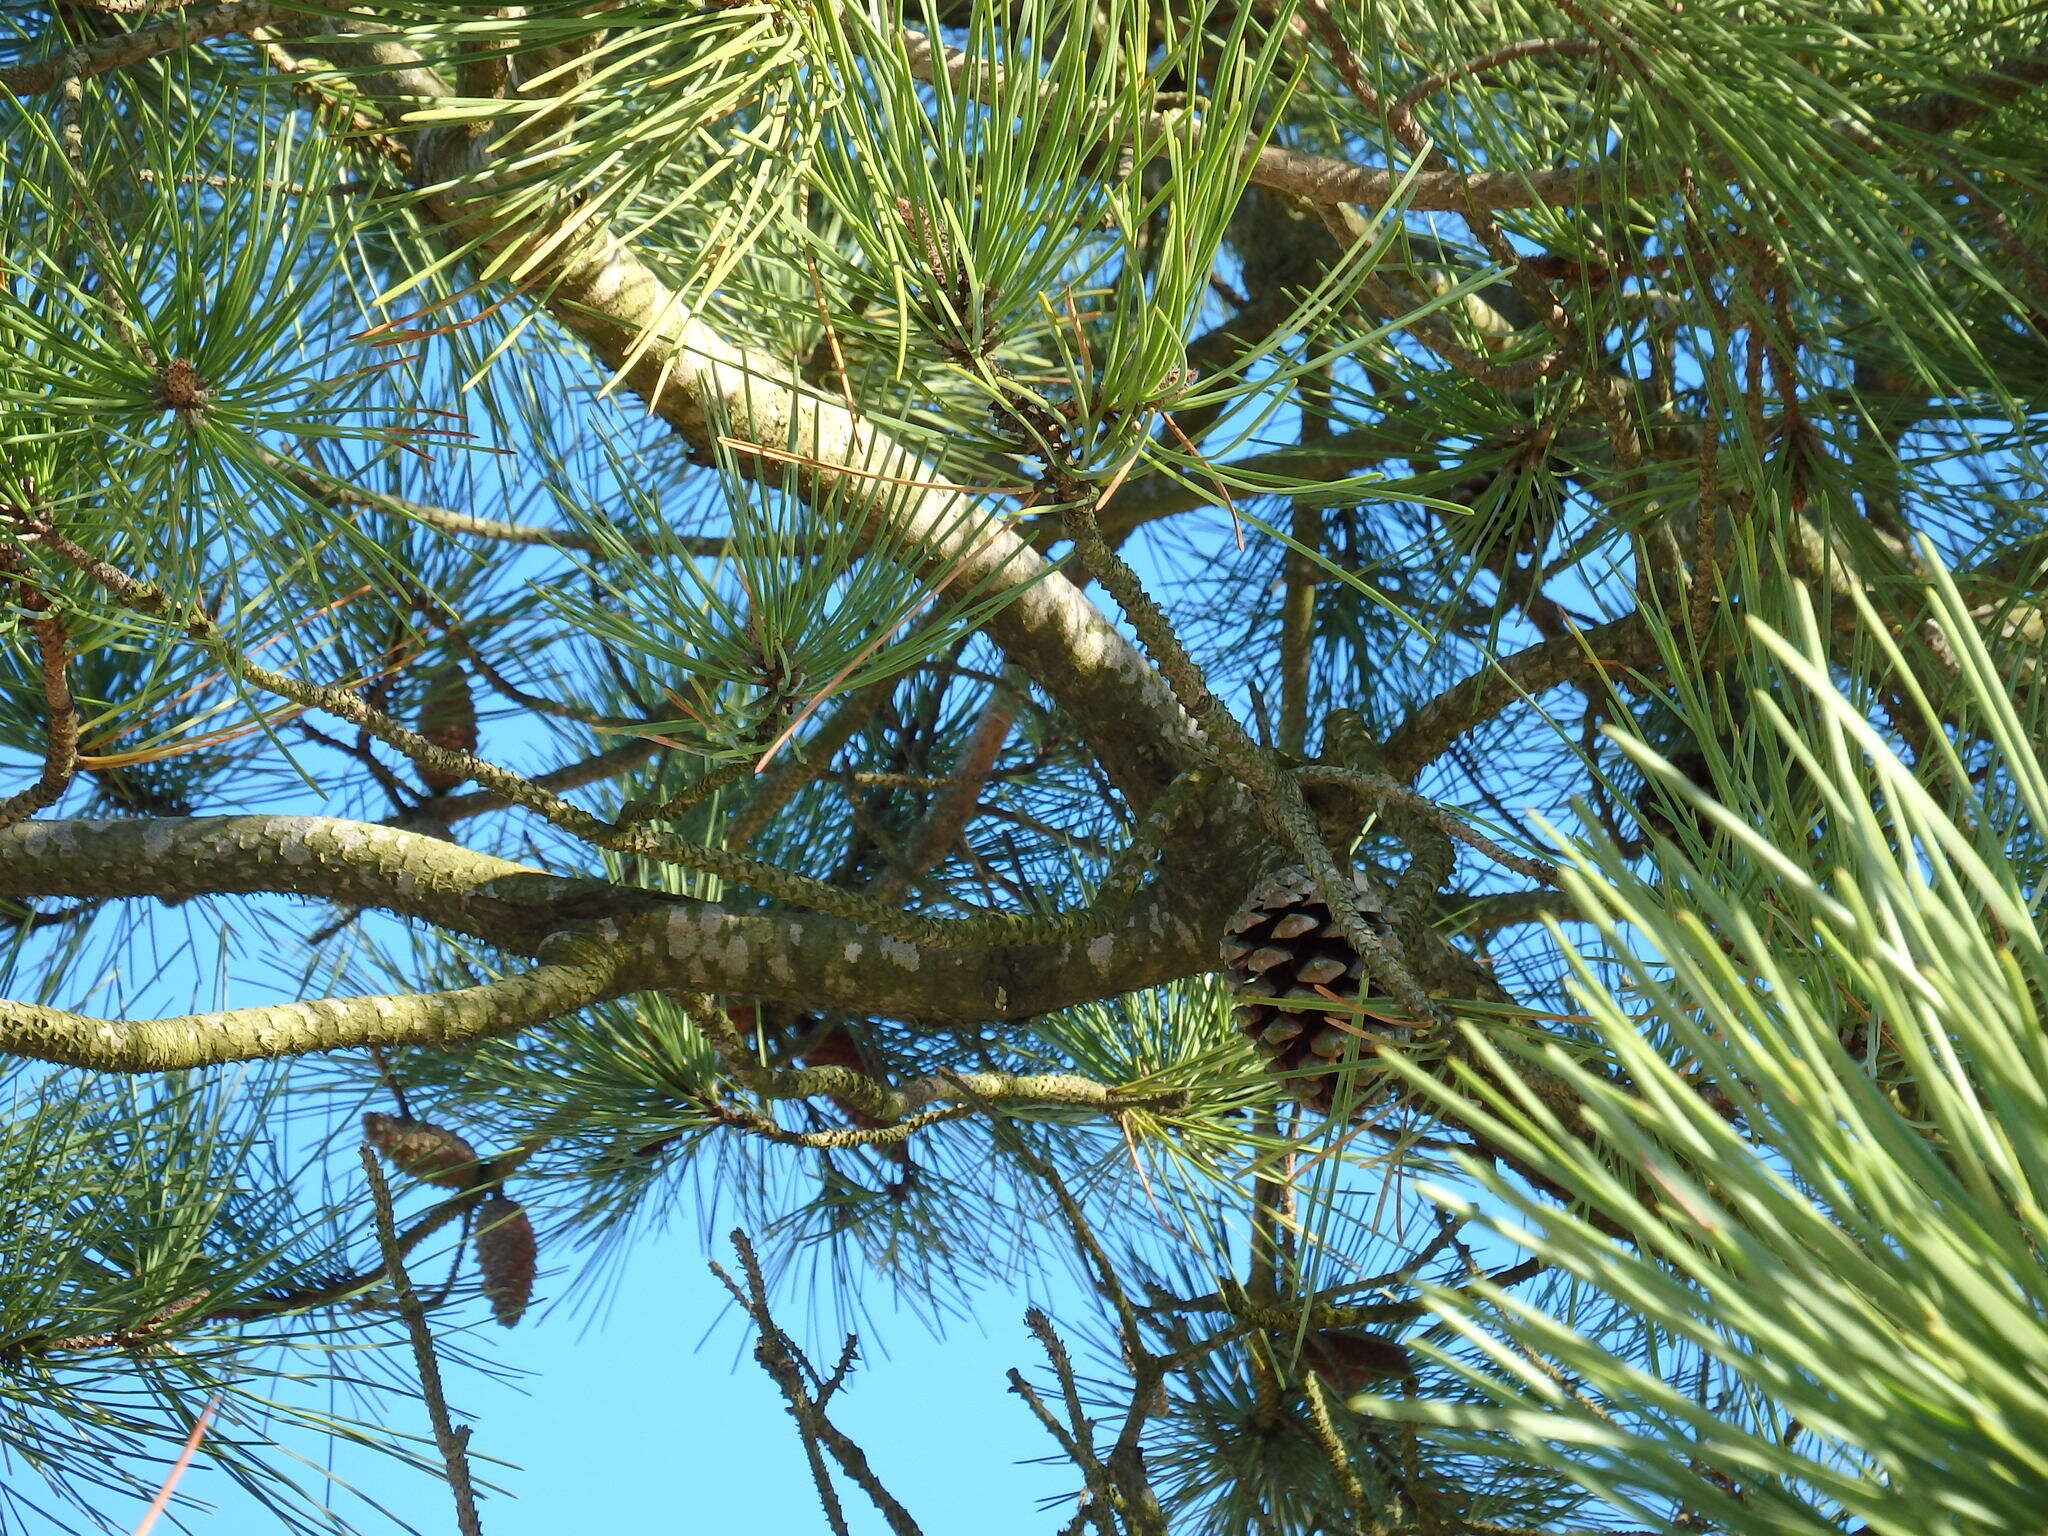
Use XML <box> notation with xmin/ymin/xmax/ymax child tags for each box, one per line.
<box><xmin>0</xmin><ymin>579</ymin><xmax>79</xmax><ymax>830</ymax></box>
<box><xmin>360</xmin><ymin>1146</ymin><xmax>486</xmax><ymax>1536</ymax></box>
<box><xmin>711</xmin><ymin>1231</ymin><xmax>924</xmax><ymax>1536</ymax></box>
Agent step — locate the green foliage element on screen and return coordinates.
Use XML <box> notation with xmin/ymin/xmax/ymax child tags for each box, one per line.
<box><xmin>0</xmin><ymin>1069</ymin><xmax>427</xmax><ymax>1534</ymax></box>
<box><xmin>531</xmin><ymin>403</ymin><xmax>1051</xmax><ymax>752</ymax></box>
<box><xmin>1371</xmin><ymin>559</ymin><xmax>2048</xmax><ymax>1534</ymax></box>
<box><xmin>3</xmin><ymin>0</ymin><xmax>2048</xmax><ymax>1530</ymax></box>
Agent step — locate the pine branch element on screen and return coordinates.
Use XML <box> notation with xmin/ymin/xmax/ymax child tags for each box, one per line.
<box><xmin>268</xmin><ymin>14</ymin><xmax>1204</xmax><ymax>811</ymax></box>
<box><xmin>0</xmin><ymin>1</ymin><xmax>278</xmax><ymax>97</ymax></box>
<box><xmin>0</xmin><ymin>933</ymin><xmax>621</xmax><ymax>1071</ymax></box>
<box><xmin>1379</xmin><ymin>613</ymin><xmax>1666</xmax><ymax>784</ymax></box>
<box><xmin>0</xmin><ymin>811</ymin><xmax>1244</xmax><ymax>1032</ymax></box>
<box><xmin>896</xmin><ymin>17</ymin><xmax>2048</xmax><ymax>213</ymax></box>
<box><xmin>19</xmin><ymin>511</ymin><xmax>1175</xmax><ymax>949</ymax></box>
<box><xmin>0</xmin><ymin>578</ymin><xmax>79</xmax><ymax>831</ymax></box>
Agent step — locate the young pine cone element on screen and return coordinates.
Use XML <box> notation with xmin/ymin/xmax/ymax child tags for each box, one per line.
<box><xmin>1221</xmin><ymin>866</ymin><xmax>1405</xmax><ymax>1115</ymax></box>
<box><xmin>473</xmin><ymin>1195</ymin><xmax>537</xmax><ymax>1328</ymax></box>
<box><xmin>1296</xmin><ymin>1328</ymin><xmax>1417</xmax><ymax>1393</ymax></box>
<box><xmin>414</xmin><ymin>663</ymin><xmax>477</xmax><ymax>794</ymax></box>
<box><xmin>363</xmin><ymin>1112</ymin><xmax>487</xmax><ymax>1190</ymax></box>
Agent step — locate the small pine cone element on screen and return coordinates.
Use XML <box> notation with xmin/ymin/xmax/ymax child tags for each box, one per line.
<box><xmin>1222</xmin><ymin>866</ymin><xmax>1405</xmax><ymax>1115</ymax></box>
<box><xmin>415</xmin><ymin>664</ymin><xmax>477</xmax><ymax>794</ymax></box>
<box><xmin>1298</xmin><ymin>1328</ymin><xmax>1416</xmax><ymax>1393</ymax></box>
<box><xmin>363</xmin><ymin>1112</ymin><xmax>486</xmax><ymax>1190</ymax></box>
<box><xmin>473</xmin><ymin>1195</ymin><xmax>537</xmax><ymax>1328</ymax></box>
<box><xmin>797</xmin><ymin>1019</ymin><xmax>887</xmax><ymax>1130</ymax></box>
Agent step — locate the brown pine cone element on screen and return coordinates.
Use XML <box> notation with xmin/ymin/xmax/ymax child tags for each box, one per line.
<box><xmin>1222</xmin><ymin>866</ymin><xmax>1405</xmax><ymax>1114</ymax></box>
<box><xmin>363</xmin><ymin>1112</ymin><xmax>487</xmax><ymax>1190</ymax></box>
<box><xmin>1296</xmin><ymin>1328</ymin><xmax>1416</xmax><ymax>1393</ymax></box>
<box><xmin>473</xmin><ymin>1195</ymin><xmax>537</xmax><ymax>1328</ymax></box>
<box><xmin>415</xmin><ymin>663</ymin><xmax>477</xmax><ymax>794</ymax></box>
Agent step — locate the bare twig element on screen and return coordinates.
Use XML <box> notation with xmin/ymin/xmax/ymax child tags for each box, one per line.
<box><xmin>0</xmin><ymin>581</ymin><xmax>79</xmax><ymax>830</ymax></box>
<box><xmin>867</xmin><ymin>666</ymin><xmax>1025</xmax><ymax>904</ymax></box>
<box><xmin>360</xmin><ymin>1147</ymin><xmax>485</xmax><ymax>1536</ymax></box>
<box><xmin>712</xmin><ymin>1232</ymin><xmax>924</xmax><ymax>1536</ymax></box>
<box><xmin>1</xmin><ymin>3</ymin><xmax>279</xmax><ymax>97</ymax></box>
<box><xmin>1017</xmin><ymin>1308</ymin><xmax>1122</xmax><ymax>1536</ymax></box>
<box><xmin>129</xmin><ymin>1390</ymin><xmax>222</xmax><ymax>1536</ymax></box>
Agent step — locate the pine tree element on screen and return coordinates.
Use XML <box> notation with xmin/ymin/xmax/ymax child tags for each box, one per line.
<box><xmin>3</xmin><ymin>1</ymin><xmax>2047</xmax><ymax>1531</ymax></box>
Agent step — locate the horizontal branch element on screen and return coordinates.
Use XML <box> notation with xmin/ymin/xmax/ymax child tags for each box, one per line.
<box><xmin>1379</xmin><ymin>613</ymin><xmax>1663</xmax><ymax>783</ymax></box>
<box><xmin>0</xmin><ymin>1</ymin><xmax>276</xmax><ymax>96</ymax></box>
<box><xmin>0</xmin><ymin>815</ymin><xmax>531</xmax><ymax>934</ymax></box>
<box><xmin>0</xmin><ymin>816</ymin><xmax>1245</xmax><ymax>1053</ymax></box>
<box><xmin>898</xmin><ymin>25</ymin><xmax>2048</xmax><ymax>214</ymax></box>
<box><xmin>0</xmin><ymin>935</ymin><xmax>621</xmax><ymax>1072</ymax></box>
<box><xmin>893</xmin><ymin>23</ymin><xmax>1646</xmax><ymax>214</ymax></box>
<box><xmin>1089</xmin><ymin>421</ymin><xmax>1432</xmax><ymax>540</ymax></box>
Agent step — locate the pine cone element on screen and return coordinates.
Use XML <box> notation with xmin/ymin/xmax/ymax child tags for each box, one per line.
<box><xmin>415</xmin><ymin>664</ymin><xmax>477</xmax><ymax>794</ymax></box>
<box><xmin>473</xmin><ymin>1195</ymin><xmax>537</xmax><ymax>1328</ymax></box>
<box><xmin>1221</xmin><ymin>866</ymin><xmax>1404</xmax><ymax>1114</ymax></box>
<box><xmin>797</xmin><ymin>1019</ymin><xmax>888</xmax><ymax>1129</ymax></box>
<box><xmin>363</xmin><ymin>1112</ymin><xmax>486</xmax><ymax>1190</ymax></box>
<box><xmin>1297</xmin><ymin>1328</ymin><xmax>1416</xmax><ymax>1393</ymax></box>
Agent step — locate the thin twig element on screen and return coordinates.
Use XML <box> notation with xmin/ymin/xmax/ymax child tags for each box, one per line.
<box><xmin>1017</xmin><ymin>1308</ymin><xmax>1122</xmax><ymax>1536</ymax></box>
<box><xmin>712</xmin><ymin>1232</ymin><xmax>924</xmax><ymax>1536</ymax></box>
<box><xmin>1292</xmin><ymin>767</ymin><xmax>1559</xmax><ymax>886</ymax></box>
<box><xmin>129</xmin><ymin>1390</ymin><xmax>222</xmax><ymax>1536</ymax></box>
<box><xmin>0</xmin><ymin>581</ymin><xmax>79</xmax><ymax>830</ymax></box>
<box><xmin>360</xmin><ymin>1147</ymin><xmax>485</xmax><ymax>1536</ymax></box>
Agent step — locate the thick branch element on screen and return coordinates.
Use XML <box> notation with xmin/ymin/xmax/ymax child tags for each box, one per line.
<box><xmin>303</xmin><ymin>26</ymin><xmax>1202</xmax><ymax>809</ymax></box>
<box><xmin>0</xmin><ymin>814</ymin><xmax>1243</xmax><ymax>1036</ymax></box>
<box><xmin>0</xmin><ymin>936</ymin><xmax>620</xmax><ymax>1072</ymax></box>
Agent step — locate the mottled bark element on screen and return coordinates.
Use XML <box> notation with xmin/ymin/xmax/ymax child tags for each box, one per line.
<box><xmin>0</xmin><ymin>816</ymin><xmax>1249</xmax><ymax>1056</ymax></box>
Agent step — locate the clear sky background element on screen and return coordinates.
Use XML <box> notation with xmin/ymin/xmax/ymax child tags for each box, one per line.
<box><xmin>71</xmin><ymin>1218</ymin><xmax>1093</xmax><ymax>1535</ymax></box>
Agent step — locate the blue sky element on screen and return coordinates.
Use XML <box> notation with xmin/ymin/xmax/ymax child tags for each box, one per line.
<box><xmin>104</xmin><ymin>1221</ymin><xmax>1090</xmax><ymax>1535</ymax></box>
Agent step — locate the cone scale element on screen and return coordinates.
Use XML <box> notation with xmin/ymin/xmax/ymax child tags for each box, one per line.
<box><xmin>1221</xmin><ymin>866</ymin><xmax>1404</xmax><ymax>1114</ymax></box>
